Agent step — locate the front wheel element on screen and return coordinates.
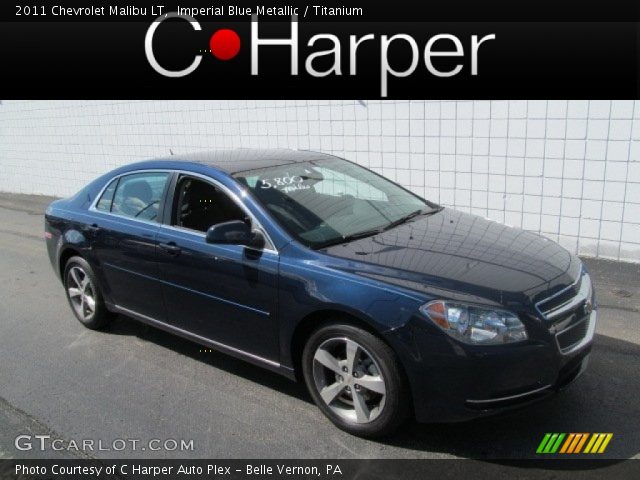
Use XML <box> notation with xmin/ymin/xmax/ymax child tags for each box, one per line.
<box><xmin>302</xmin><ymin>323</ymin><xmax>410</xmax><ymax>437</ymax></box>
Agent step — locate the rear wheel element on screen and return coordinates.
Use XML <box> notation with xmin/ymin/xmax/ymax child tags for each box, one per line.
<box><xmin>302</xmin><ymin>323</ymin><xmax>410</xmax><ymax>437</ymax></box>
<box><xmin>63</xmin><ymin>256</ymin><xmax>111</xmax><ymax>330</ymax></box>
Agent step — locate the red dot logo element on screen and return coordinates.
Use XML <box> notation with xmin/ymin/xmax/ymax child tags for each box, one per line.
<box><xmin>209</xmin><ymin>29</ymin><xmax>241</xmax><ymax>60</ymax></box>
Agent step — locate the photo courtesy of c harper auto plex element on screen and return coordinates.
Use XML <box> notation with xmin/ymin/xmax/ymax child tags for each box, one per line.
<box><xmin>0</xmin><ymin>1</ymin><xmax>639</xmax><ymax>479</ymax></box>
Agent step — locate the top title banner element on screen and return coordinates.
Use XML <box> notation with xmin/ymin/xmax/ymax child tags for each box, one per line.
<box><xmin>13</xmin><ymin>4</ymin><xmax>364</xmax><ymax>20</ymax></box>
<box><xmin>1</xmin><ymin>0</ymin><xmax>638</xmax><ymax>98</ymax></box>
<box><xmin>4</xmin><ymin>0</ymin><xmax>640</xmax><ymax>22</ymax></box>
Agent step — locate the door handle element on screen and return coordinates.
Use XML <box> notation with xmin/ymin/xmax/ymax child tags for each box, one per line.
<box><xmin>159</xmin><ymin>242</ymin><xmax>181</xmax><ymax>256</ymax></box>
<box><xmin>87</xmin><ymin>223</ymin><xmax>101</xmax><ymax>234</ymax></box>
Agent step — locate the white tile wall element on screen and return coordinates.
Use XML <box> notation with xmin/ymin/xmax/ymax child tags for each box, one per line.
<box><xmin>0</xmin><ymin>100</ymin><xmax>638</xmax><ymax>262</ymax></box>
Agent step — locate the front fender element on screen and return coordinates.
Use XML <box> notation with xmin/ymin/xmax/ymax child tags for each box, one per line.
<box><xmin>277</xmin><ymin>255</ymin><xmax>426</xmax><ymax>370</ymax></box>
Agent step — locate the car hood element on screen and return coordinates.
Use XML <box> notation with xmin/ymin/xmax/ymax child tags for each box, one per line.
<box><xmin>321</xmin><ymin>208</ymin><xmax>582</xmax><ymax>306</ymax></box>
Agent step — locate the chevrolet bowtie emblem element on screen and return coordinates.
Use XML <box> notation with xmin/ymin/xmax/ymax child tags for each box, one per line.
<box><xmin>584</xmin><ymin>300</ymin><xmax>593</xmax><ymax>316</ymax></box>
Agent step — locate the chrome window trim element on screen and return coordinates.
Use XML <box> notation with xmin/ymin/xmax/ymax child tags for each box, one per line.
<box><xmin>93</xmin><ymin>177</ymin><xmax>119</xmax><ymax>213</ymax></box>
<box><xmin>169</xmin><ymin>169</ymin><xmax>278</xmax><ymax>254</ymax></box>
<box><xmin>158</xmin><ymin>223</ymin><xmax>278</xmax><ymax>257</ymax></box>
<box><xmin>88</xmin><ymin>168</ymin><xmax>278</xmax><ymax>254</ymax></box>
<box><xmin>88</xmin><ymin>168</ymin><xmax>173</xmax><ymax>217</ymax></box>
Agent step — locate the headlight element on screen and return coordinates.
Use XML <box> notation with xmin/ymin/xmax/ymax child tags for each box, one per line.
<box><xmin>420</xmin><ymin>300</ymin><xmax>528</xmax><ymax>345</ymax></box>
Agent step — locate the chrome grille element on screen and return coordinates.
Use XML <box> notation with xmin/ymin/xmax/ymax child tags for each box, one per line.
<box><xmin>536</xmin><ymin>271</ymin><xmax>596</xmax><ymax>354</ymax></box>
<box><xmin>537</xmin><ymin>276</ymin><xmax>581</xmax><ymax>316</ymax></box>
<box><xmin>535</xmin><ymin>273</ymin><xmax>592</xmax><ymax>322</ymax></box>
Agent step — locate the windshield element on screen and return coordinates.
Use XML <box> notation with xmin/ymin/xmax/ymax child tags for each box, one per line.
<box><xmin>233</xmin><ymin>157</ymin><xmax>439</xmax><ymax>249</ymax></box>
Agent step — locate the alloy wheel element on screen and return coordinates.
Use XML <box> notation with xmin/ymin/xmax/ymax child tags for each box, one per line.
<box><xmin>67</xmin><ymin>266</ymin><xmax>96</xmax><ymax>321</ymax></box>
<box><xmin>312</xmin><ymin>337</ymin><xmax>387</xmax><ymax>424</ymax></box>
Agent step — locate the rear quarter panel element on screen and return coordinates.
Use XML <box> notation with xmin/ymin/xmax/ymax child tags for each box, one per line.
<box><xmin>45</xmin><ymin>200</ymin><xmax>97</xmax><ymax>281</ymax></box>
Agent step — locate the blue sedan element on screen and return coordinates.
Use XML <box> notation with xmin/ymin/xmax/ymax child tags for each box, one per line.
<box><xmin>45</xmin><ymin>149</ymin><xmax>596</xmax><ymax>437</ymax></box>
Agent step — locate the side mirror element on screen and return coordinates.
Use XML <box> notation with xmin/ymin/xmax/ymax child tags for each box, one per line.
<box><xmin>206</xmin><ymin>220</ymin><xmax>265</xmax><ymax>250</ymax></box>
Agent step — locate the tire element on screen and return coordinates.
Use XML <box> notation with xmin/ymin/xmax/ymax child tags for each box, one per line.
<box><xmin>302</xmin><ymin>323</ymin><xmax>410</xmax><ymax>438</ymax></box>
<box><xmin>63</xmin><ymin>256</ymin><xmax>112</xmax><ymax>330</ymax></box>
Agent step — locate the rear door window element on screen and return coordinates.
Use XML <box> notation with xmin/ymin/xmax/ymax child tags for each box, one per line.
<box><xmin>95</xmin><ymin>178</ymin><xmax>118</xmax><ymax>212</ymax></box>
<box><xmin>110</xmin><ymin>172</ymin><xmax>170</xmax><ymax>222</ymax></box>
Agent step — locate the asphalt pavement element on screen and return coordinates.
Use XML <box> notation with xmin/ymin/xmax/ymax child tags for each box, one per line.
<box><xmin>0</xmin><ymin>192</ymin><xmax>639</xmax><ymax>461</ymax></box>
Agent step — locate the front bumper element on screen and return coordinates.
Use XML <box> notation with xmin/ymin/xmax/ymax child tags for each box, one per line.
<box><xmin>387</xmin><ymin>310</ymin><xmax>596</xmax><ymax>423</ymax></box>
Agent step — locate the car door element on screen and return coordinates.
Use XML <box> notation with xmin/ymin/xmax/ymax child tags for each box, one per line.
<box><xmin>89</xmin><ymin>171</ymin><xmax>171</xmax><ymax>320</ymax></box>
<box><xmin>156</xmin><ymin>173</ymin><xmax>280</xmax><ymax>362</ymax></box>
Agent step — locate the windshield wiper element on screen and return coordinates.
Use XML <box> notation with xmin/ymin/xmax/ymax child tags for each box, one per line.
<box><xmin>382</xmin><ymin>206</ymin><xmax>443</xmax><ymax>232</ymax></box>
<box><xmin>382</xmin><ymin>209</ymin><xmax>423</xmax><ymax>231</ymax></box>
<box><xmin>315</xmin><ymin>228</ymin><xmax>384</xmax><ymax>249</ymax></box>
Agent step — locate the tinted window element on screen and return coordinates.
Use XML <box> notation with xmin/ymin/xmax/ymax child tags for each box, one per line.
<box><xmin>233</xmin><ymin>157</ymin><xmax>435</xmax><ymax>249</ymax></box>
<box><xmin>111</xmin><ymin>172</ymin><xmax>170</xmax><ymax>221</ymax></box>
<box><xmin>95</xmin><ymin>178</ymin><xmax>118</xmax><ymax>212</ymax></box>
<box><xmin>173</xmin><ymin>177</ymin><xmax>247</xmax><ymax>233</ymax></box>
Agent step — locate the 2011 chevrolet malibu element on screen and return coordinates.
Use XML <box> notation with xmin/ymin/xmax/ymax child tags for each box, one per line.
<box><xmin>45</xmin><ymin>149</ymin><xmax>596</xmax><ymax>437</ymax></box>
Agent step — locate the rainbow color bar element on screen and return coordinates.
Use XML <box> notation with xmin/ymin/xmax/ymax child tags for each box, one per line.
<box><xmin>537</xmin><ymin>433</ymin><xmax>613</xmax><ymax>454</ymax></box>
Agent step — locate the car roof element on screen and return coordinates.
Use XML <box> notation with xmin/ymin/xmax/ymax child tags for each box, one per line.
<box><xmin>152</xmin><ymin>148</ymin><xmax>336</xmax><ymax>174</ymax></box>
